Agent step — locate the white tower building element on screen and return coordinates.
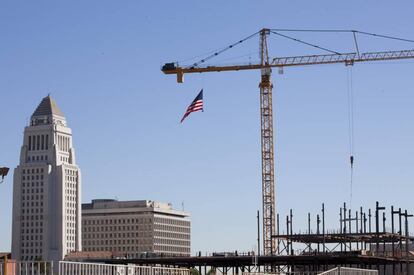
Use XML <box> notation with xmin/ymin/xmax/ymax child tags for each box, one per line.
<box><xmin>12</xmin><ymin>96</ymin><xmax>82</xmax><ymax>263</ymax></box>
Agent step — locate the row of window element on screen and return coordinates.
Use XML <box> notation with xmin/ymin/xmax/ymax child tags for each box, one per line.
<box><xmin>21</xmin><ymin>241</ymin><xmax>42</xmax><ymax>247</ymax></box>
<box><xmin>21</xmin><ymin>235</ymin><xmax>43</xmax><ymax>241</ymax></box>
<box><xmin>83</xmin><ymin>246</ymin><xmax>152</xmax><ymax>252</ymax></box>
<box><xmin>22</xmin><ymin>201</ymin><xmax>43</xmax><ymax>207</ymax></box>
<box><xmin>21</xmin><ymin>233</ymin><xmax>43</xmax><ymax>239</ymax></box>
<box><xmin>21</xmin><ymin>215</ymin><xmax>44</xmax><ymax>221</ymax></box>
<box><xmin>65</xmin><ymin>169</ymin><xmax>77</xmax><ymax>176</ymax></box>
<box><xmin>154</xmin><ymin>231</ymin><xmax>190</xmax><ymax>239</ymax></box>
<box><xmin>66</xmin><ymin>181</ymin><xmax>77</xmax><ymax>187</ymax></box>
<box><xmin>155</xmin><ymin>217</ymin><xmax>190</xmax><ymax>227</ymax></box>
<box><xmin>22</xmin><ymin>188</ymin><xmax>43</xmax><ymax>194</ymax></box>
<box><xmin>66</xmin><ymin>209</ymin><xmax>77</xmax><ymax>216</ymax></box>
<box><xmin>22</xmin><ymin>181</ymin><xmax>44</xmax><ymax>187</ymax></box>
<box><xmin>83</xmin><ymin>231</ymin><xmax>152</xmax><ymax>239</ymax></box>
<box><xmin>22</xmin><ymin>175</ymin><xmax>44</xmax><ymax>181</ymax></box>
<box><xmin>66</xmin><ymin>235</ymin><xmax>76</xmax><ymax>241</ymax></box>
<box><xmin>22</xmin><ymin>168</ymin><xmax>44</xmax><ymax>174</ymax></box>
<box><xmin>83</xmin><ymin>238</ymin><xmax>152</xmax><ymax>246</ymax></box>
<box><xmin>154</xmin><ymin>239</ymin><xmax>190</xmax><ymax>246</ymax></box>
<box><xmin>60</xmin><ymin>156</ymin><xmax>69</xmax><ymax>163</ymax></box>
<box><xmin>27</xmin><ymin>155</ymin><xmax>48</xmax><ymax>162</ymax></box>
<box><xmin>83</xmin><ymin>225</ymin><xmax>152</xmax><ymax>232</ymax></box>
<box><xmin>28</xmin><ymin>135</ymin><xmax>49</xmax><ymax>151</ymax></box>
<box><xmin>21</xmin><ymin>248</ymin><xmax>42</xmax><ymax>257</ymax></box>
<box><xmin>21</xmin><ymin>223</ymin><xmax>43</xmax><ymax>230</ymax></box>
<box><xmin>66</xmin><ymin>222</ymin><xmax>76</xmax><ymax>230</ymax></box>
<box><xmin>83</xmin><ymin>217</ymin><xmax>152</xmax><ymax>225</ymax></box>
<box><xmin>21</xmin><ymin>208</ymin><xmax>43</xmax><ymax>214</ymax></box>
<box><xmin>22</xmin><ymin>195</ymin><xmax>44</xmax><ymax>201</ymax></box>
<box><xmin>65</xmin><ymin>175</ymin><xmax>77</xmax><ymax>182</ymax></box>
<box><xmin>58</xmin><ymin>135</ymin><xmax>71</xmax><ymax>152</ymax></box>
<box><xmin>66</xmin><ymin>195</ymin><xmax>77</xmax><ymax>202</ymax></box>
<box><xmin>155</xmin><ymin>225</ymin><xmax>190</xmax><ymax>233</ymax></box>
<box><xmin>154</xmin><ymin>245</ymin><xmax>190</xmax><ymax>253</ymax></box>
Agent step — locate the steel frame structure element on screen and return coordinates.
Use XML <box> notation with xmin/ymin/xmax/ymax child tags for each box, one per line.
<box><xmin>273</xmin><ymin>202</ymin><xmax>414</xmax><ymax>275</ymax></box>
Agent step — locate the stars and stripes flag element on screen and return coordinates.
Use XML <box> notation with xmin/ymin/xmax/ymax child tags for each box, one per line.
<box><xmin>180</xmin><ymin>89</ymin><xmax>204</xmax><ymax>123</ymax></box>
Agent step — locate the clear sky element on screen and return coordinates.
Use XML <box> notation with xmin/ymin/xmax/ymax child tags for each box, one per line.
<box><xmin>1</xmin><ymin>1</ymin><xmax>414</xmax><ymax>254</ymax></box>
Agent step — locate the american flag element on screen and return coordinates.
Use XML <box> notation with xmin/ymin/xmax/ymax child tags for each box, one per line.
<box><xmin>180</xmin><ymin>89</ymin><xmax>204</xmax><ymax>123</ymax></box>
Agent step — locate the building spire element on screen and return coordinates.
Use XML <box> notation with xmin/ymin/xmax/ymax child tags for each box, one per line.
<box><xmin>32</xmin><ymin>95</ymin><xmax>64</xmax><ymax>118</ymax></box>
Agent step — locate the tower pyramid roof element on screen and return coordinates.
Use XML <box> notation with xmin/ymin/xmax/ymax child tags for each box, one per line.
<box><xmin>32</xmin><ymin>95</ymin><xmax>64</xmax><ymax>117</ymax></box>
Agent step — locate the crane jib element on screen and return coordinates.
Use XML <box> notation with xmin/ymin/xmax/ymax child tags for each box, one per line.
<box><xmin>161</xmin><ymin>49</ymin><xmax>414</xmax><ymax>77</ymax></box>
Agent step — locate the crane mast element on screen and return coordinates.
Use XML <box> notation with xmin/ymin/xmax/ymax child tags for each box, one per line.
<box><xmin>259</xmin><ymin>28</ymin><xmax>277</xmax><ymax>256</ymax></box>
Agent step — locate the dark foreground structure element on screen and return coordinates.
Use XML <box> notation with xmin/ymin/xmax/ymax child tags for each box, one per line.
<box><xmin>81</xmin><ymin>202</ymin><xmax>413</xmax><ymax>275</ymax></box>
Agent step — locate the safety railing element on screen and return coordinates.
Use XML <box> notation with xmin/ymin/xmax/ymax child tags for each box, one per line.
<box><xmin>244</xmin><ymin>272</ymin><xmax>322</xmax><ymax>275</ymax></box>
<box><xmin>59</xmin><ymin>261</ymin><xmax>190</xmax><ymax>275</ymax></box>
<box><xmin>0</xmin><ymin>261</ymin><xmax>53</xmax><ymax>275</ymax></box>
<box><xmin>318</xmin><ymin>267</ymin><xmax>378</xmax><ymax>275</ymax></box>
<box><xmin>1</xmin><ymin>261</ymin><xmax>190</xmax><ymax>275</ymax></box>
<box><xmin>243</xmin><ymin>267</ymin><xmax>378</xmax><ymax>275</ymax></box>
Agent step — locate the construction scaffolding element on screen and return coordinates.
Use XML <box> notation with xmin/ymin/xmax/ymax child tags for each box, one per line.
<box><xmin>273</xmin><ymin>202</ymin><xmax>414</xmax><ymax>275</ymax></box>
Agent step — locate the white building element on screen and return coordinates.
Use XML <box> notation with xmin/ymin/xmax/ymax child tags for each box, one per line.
<box><xmin>12</xmin><ymin>96</ymin><xmax>82</xmax><ymax>263</ymax></box>
<box><xmin>82</xmin><ymin>199</ymin><xmax>191</xmax><ymax>257</ymax></box>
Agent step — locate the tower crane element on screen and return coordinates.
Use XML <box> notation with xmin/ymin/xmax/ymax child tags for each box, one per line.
<box><xmin>161</xmin><ymin>28</ymin><xmax>414</xmax><ymax>257</ymax></box>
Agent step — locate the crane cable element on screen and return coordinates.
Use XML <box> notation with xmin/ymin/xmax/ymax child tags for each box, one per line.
<box><xmin>189</xmin><ymin>30</ymin><xmax>260</xmax><ymax>68</ymax></box>
<box><xmin>347</xmin><ymin>67</ymin><xmax>355</xmax><ymax>209</ymax></box>
<box><xmin>269</xmin><ymin>31</ymin><xmax>341</xmax><ymax>55</ymax></box>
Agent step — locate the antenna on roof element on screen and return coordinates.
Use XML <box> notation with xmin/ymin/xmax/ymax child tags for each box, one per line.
<box><xmin>182</xmin><ymin>201</ymin><xmax>185</xmax><ymax>211</ymax></box>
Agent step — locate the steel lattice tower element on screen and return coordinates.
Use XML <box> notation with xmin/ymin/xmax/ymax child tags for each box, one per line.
<box><xmin>259</xmin><ymin>28</ymin><xmax>277</xmax><ymax>257</ymax></box>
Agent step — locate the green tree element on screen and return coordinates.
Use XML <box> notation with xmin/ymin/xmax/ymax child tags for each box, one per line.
<box><xmin>190</xmin><ymin>267</ymin><xmax>200</xmax><ymax>275</ymax></box>
<box><xmin>206</xmin><ymin>267</ymin><xmax>216</xmax><ymax>275</ymax></box>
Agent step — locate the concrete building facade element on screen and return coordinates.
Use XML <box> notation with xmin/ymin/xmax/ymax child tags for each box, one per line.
<box><xmin>12</xmin><ymin>96</ymin><xmax>82</xmax><ymax>263</ymax></box>
<box><xmin>82</xmin><ymin>199</ymin><xmax>191</xmax><ymax>257</ymax></box>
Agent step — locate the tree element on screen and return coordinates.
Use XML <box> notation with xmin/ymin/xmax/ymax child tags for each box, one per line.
<box><xmin>190</xmin><ymin>267</ymin><xmax>200</xmax><ymax>275</ymax></box>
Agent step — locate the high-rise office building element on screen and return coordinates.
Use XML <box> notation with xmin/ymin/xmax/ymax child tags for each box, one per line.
<box><xmin>11</xmin><ymin>96</ymin><xmax>82</xmax><ymax>263</ymax></box>
<box><xmin>82</xmin><ymin>199</ymin><xmax>191</xmax><ymax>257</ymax></box>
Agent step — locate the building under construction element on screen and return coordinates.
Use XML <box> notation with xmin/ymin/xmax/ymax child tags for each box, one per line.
<box><xmin>85</xmin><ymin>202</ymin><xmax>413</xmax><ymax>275</ymax></box>
<box><xmin>271</xmin><ymin>202</ymin><xmax>414</xmax><ymax>274</ymax></box>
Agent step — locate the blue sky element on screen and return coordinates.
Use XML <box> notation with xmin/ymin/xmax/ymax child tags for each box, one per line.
<box><xmin>1</xmin><ymin>1</ymin><xmax>414</xmax><ymax>254</ymax></box>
